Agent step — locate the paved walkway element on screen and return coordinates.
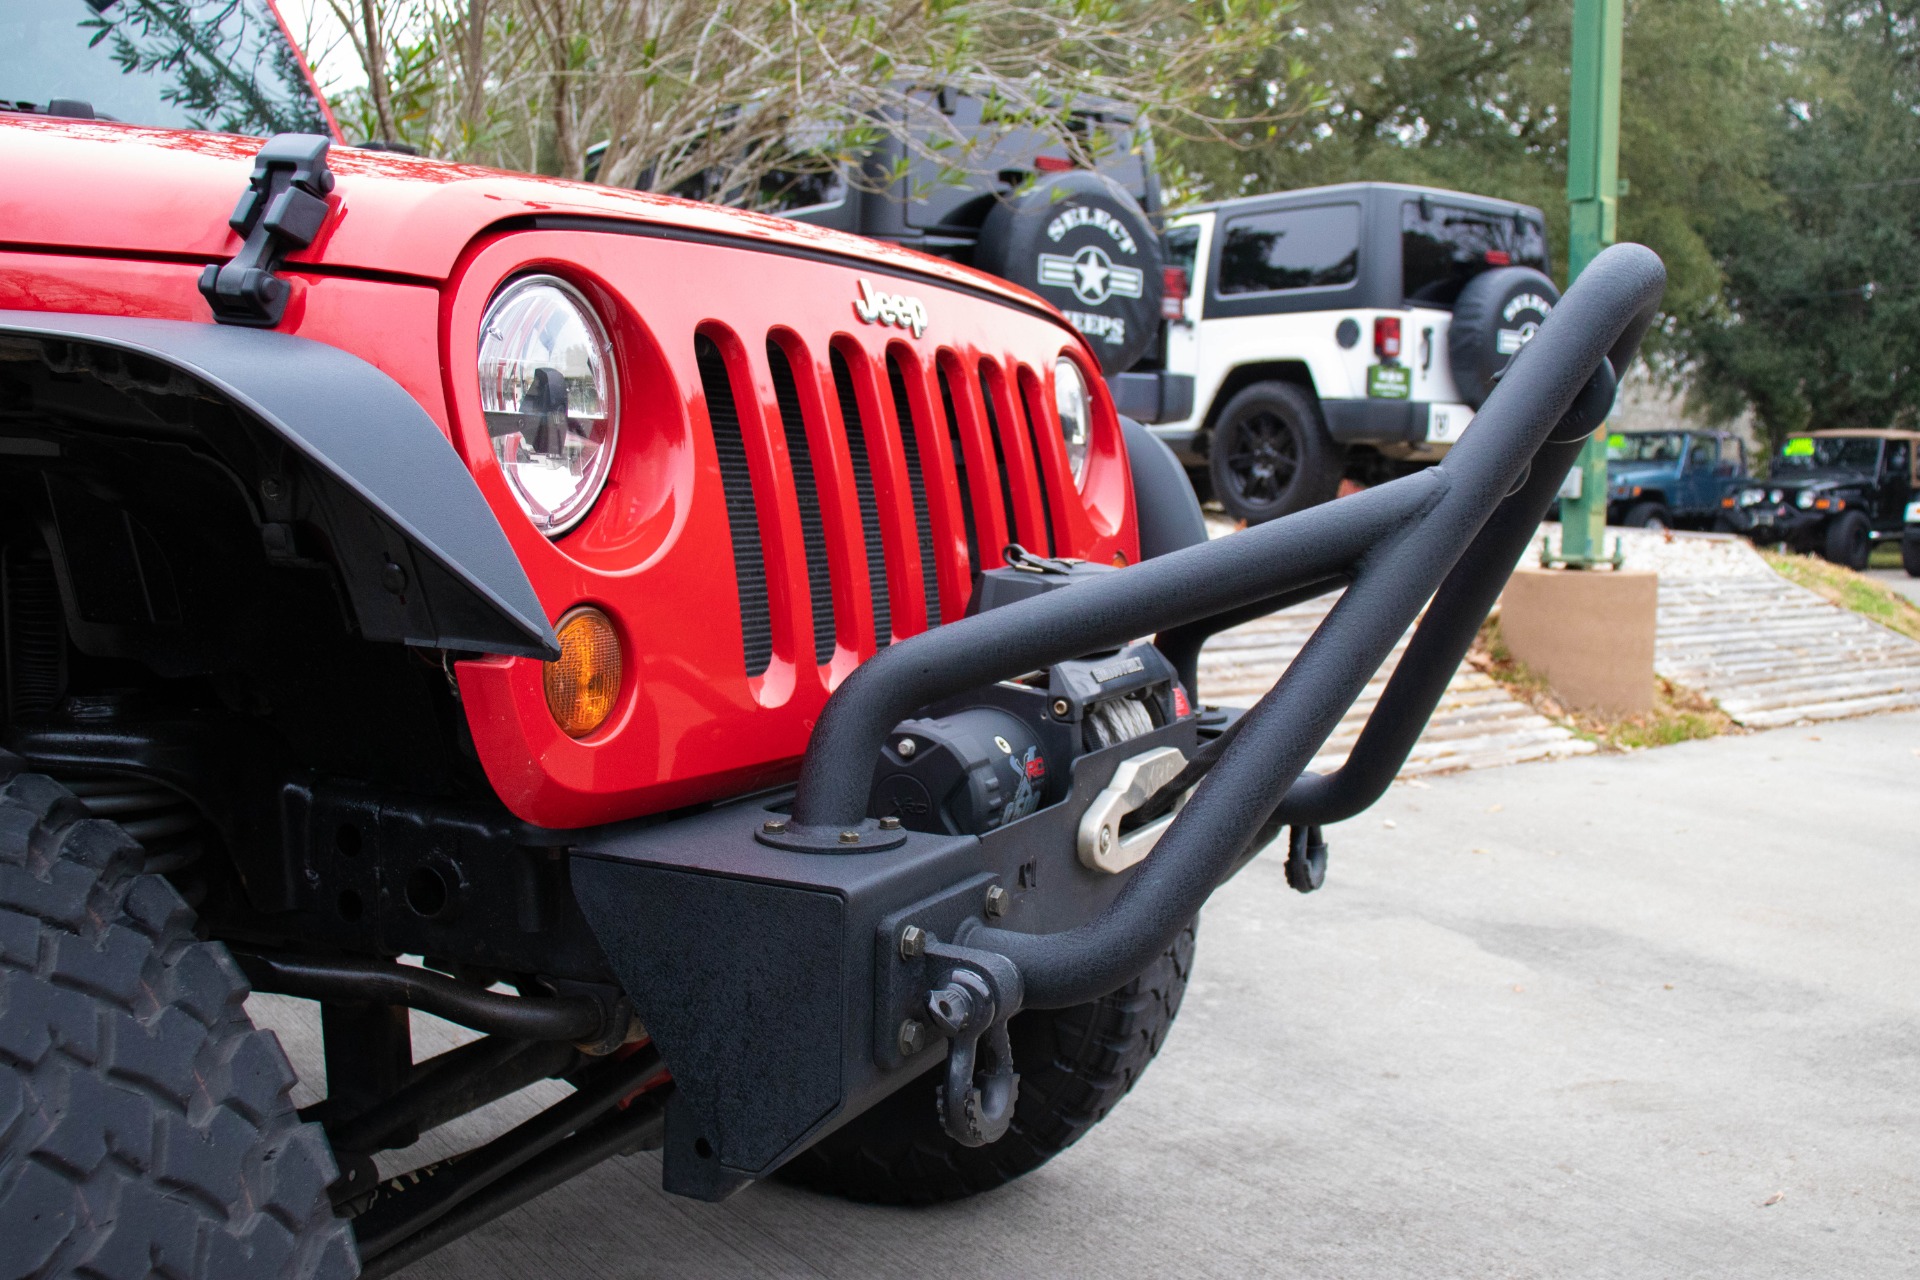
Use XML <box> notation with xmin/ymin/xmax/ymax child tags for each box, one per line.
<box><xmin>1617</xmin><ymin>530</ymin><xmax>1920</xmax><ymax>728</ymax></box>
<box><xmin>1865</xmin><ymin>565</ymin><xmax>1920</xmax><ymax>607</ymax></box>
<box><xmin>1197</xmin><ymin>593</ymin><xmax>1595</xmax><ymax>776</ymax></box>
<box><xmin>1196</xmin><ymin>523</ymin><xmax>1920</xmax><ymax>767</ymax></box>
<box><xmin>318</xmin><ymin>712</ymin><xmax>1920</xmax><ymax>1279</ymax></box>
<box><xmin>1195</xmin><ymin>518</ymin><xmax>1594</xmax><ymax>777</ymax></box>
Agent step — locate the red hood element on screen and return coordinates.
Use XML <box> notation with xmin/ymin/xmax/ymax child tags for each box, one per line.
<box><xmin>0</xmin><ymin>116</ymin><xmax>1059</xmax><ymax>312</ymax></box>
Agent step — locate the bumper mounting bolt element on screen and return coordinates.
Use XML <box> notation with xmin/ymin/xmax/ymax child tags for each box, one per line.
<box><xmin>762</xmin><ymin>818</ymin><xmax>788</xmax><ymax>834</ymax></box>
<box><xmin>898</xmin><ymin>925</ymin><xmax>927</xmax><ymax>959</ymax></box>
<box><xmin>984</xmin><ymin>885</ymin><xmax>1010</xmax><ymax>917</ymax></box>
<box><xmin>1098</xmin><ymin>825</ymin><xmax>1113</xmax><ymax>854</ymax></box>
<box><xmin>898</xmin><ymin>1018</ymin><xmax>928</xmax><ymax>1056</ymax></box>
<box><xmin>879</xmin><ymin>815</ymin><xmax>903</xmax><ymax>831</ymax></box>
<box><xmin>839</xmin><ymin>829</ymin><xmax>861</xmax><ymax>845</ymax></box>
<box><xmin>896</xmin><ymin>737</ymin><xmax>917</xmax><ymax>758</ymax></box>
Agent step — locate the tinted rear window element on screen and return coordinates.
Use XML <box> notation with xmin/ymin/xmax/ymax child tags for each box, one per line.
<box><xmin>1402</xmin><ymin>201</ymin><xmax>1550</xmax><ymax>307</ymax></box>
<box><xmin>1217</xmin><ymin>204</ymin><xmax>1359</xmax><ymax>295</ymax></box>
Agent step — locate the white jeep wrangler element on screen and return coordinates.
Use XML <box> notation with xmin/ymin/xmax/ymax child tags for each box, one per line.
<box><xmin>1150</xmin><ymin>183</ymin><xmax>1558</xmax><ymax>522</ymax></box>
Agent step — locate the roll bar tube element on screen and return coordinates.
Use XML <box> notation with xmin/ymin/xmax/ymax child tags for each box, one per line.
<box><xmin>794</xmin><ymin>244</ymin><xmax>1667</xmax><ymax>1008</ymax></box>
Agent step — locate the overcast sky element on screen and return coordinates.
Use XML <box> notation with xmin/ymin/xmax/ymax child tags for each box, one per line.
<box><xmin>274</xmin><ymin>0</ymin><xmax>364</xmax><ymax>94</ymax></box>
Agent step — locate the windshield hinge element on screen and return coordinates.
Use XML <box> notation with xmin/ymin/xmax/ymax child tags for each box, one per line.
<box><xmin>198</xmin><ymin>133</ymin><xmax>336</xmax><ymax>328</ymax></box>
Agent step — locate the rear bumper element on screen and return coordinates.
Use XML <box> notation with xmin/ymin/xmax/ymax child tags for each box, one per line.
<box><xmin>1149</xmin><ymin>396</ymin><xmax>1474</xmax><ymax>463</ymax></box>
<box><xmin>1107</xmin><ymin>370</ymin><xmax>1196</xmax><ymax>425</ymax></box>
<box><xmin>1322</xmin><ymin>398</ymin><xmax>1479</xmax><ymax>448</ymax></box>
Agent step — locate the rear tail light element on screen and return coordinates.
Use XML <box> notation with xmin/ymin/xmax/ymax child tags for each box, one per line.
<box><xmin>1485</xmin><ymin>249</ymin><xmax>1512</xmax><ymax>266</ymax></box>
<box><xmin>1373</xmin><ymin>316</ymin><xmax>1402</xmax><ymax>360</ymax></box>
<box><xmin>1033</xmin><ymin>155</ymin><xmax>1074</xmax><ymax>173</ymax></box>
<box><xmin>1161</xmin><ymin>267</ymin><xmax>1189</xmax><ymax>320</ymax></box>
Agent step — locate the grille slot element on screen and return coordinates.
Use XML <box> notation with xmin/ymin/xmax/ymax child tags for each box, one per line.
<box><xmin>1015</xmin><ymin>366</ymin><xmax>1059</xmax><ymax>556</ymax></box>
<box><xmin>831</xmin><ymin>348</ymin><xmax>891</xmax><ymax>649</ymax></box>
<box><xmin>696</xmin><ymin>334</ymin><xmax>774</xmax><ymax>676</ymax></box>
<box><xmin>978</xmin><ymin>363</ymin><xmax>1022</xmax><ymax>554</ymax></box>
<box><xmin>887</xmin><ymin>353</ymin><xmax>942</xmax><ymax>630</ymax></box>
<box><xmin>936</xmin><ymin>362</ymin><xmax>982</xmax><ymax>578</ymax></box>
<box><xmin>767</xmin><ymin>340</ymin><xmax>836</xmax><ymax>665</ymax></box>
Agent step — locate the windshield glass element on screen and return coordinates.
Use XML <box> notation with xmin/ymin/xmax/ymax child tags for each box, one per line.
<box><xmin>1775</xmin><ymin>436</ymin><xmax>1882</xmax><ymax>472</ymax></box>
<box><xmin>0</xmin><ymin>0</ymin><xmax>329</xmax><ymax>136</ymax></box>
<box><xmin>1607</xmin><ymin>432</ymin><xmax>1685</xmax><ymax>463</ymax></box>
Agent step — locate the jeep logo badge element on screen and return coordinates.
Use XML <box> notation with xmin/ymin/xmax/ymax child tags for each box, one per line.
<box><xmin>852</xmin><ymin>278</ymin><xmax>928</xmax><ymax>337</ymax></box>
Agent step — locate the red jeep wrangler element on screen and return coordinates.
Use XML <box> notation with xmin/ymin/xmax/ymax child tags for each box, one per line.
<box><xmin>0</xmin><ymin>5</ymin><xmax>1663</xmax><ymax>1276</ymax></box>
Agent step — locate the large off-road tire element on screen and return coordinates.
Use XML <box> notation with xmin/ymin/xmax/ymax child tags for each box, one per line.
<box><xmin>778</xmin><ymin>919</ymin><xmax>1195</xmax><ymax>1205</ymax></box>
<box><xmin>1823</xmin><ymin>511</ymin><xmax>1870</xmax><ymax>570</ymax></box>
<box><xmin>1207</xmin><ymin>382</ymin><xmax>1342</xmax><ymax>524</ymax></box>
<box><xmin>1448</xmin><ymin>266</ymin><xmax>1560</xmax><ymax>407</ymax></box>
<box><xmin>1902</xmin><ymin>533</ymin><xmax>1920</xmax><ymax>577</ymax></box>
<box><xmin>1622</xmin><ymin>501</ymin><xmax>1672</xmax><ymax>530</ymax></box>
<box><xmin>973</xmin><ymin>170</ymin><xmax>1164</xmax><ymax>376</ymax></box>
<box><xmin>0</xmin><ymin>759</ymin><xmax>357</xmax><ymax>1279</ymax></box>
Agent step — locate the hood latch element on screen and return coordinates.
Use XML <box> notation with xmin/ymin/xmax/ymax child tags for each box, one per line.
<box><xmin>198</xmin><ymin>133</ymin><xmax>336</xmax><ymax>328</ymax></box>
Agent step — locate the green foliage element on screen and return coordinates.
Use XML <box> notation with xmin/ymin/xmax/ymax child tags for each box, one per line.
<box><xmin>1682</xmin><ymin>2</ymin><xmax>1920</xmax><ymax>443</ymax></box>
<box><xmin>1165</xmin><ymin>0</ymin><xmax>1785</xmax><ymax>330</ymax></box>
<box><xmin>314</xmin><ymin>0</ymin><xmax>1314</xmax><ymax>197</ymax></box>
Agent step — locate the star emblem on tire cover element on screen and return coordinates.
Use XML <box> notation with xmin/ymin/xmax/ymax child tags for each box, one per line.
<box><xmin>1037</xmin><ymin>245</ymin><xmax>1144</xmax><ymax>306</ymax></box>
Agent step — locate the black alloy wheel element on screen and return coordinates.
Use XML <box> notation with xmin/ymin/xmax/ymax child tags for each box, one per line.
<box><xmin>1206</xmin><ymin>381</ymin><xmax>1342</xmax><ymax>524</ymax></box>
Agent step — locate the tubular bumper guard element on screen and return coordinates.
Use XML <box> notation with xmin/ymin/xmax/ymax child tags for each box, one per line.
<box><xmin>570</xmin><ymin>245</ymin><xmax>1666</xmax><ymax>1200</ymax></box>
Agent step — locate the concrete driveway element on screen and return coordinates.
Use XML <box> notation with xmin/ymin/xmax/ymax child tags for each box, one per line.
<box><xmin>302</xmin><ymin>712</ymin><xmax>1920</xmax><ymax>1279</ymax></box>
<box><xmin>1867</xmin><ymin>566</ymin><xmax>1920</xmax><ymax>606</ymax></box>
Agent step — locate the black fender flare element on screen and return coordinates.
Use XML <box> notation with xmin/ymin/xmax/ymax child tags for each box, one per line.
<box><xmin>1121</xmin><ymin>415</ymin><xmax>1208</xmax><ymax>560</ymax></box>
<box><xmin>0</xmin><ymin>311</ymin><xmax>558</xmax><ymax>660</ymax></box>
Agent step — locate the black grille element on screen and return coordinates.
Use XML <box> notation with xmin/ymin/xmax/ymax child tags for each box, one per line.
<box><xmin>766</xmin><ymin>341</ymin><xmax>836</xmax><ymax>666</ymax></box>
<box><xmin>1016</xmin><ymin>370</ymin><xmax>1059</xmax><ymax>556</ymax></box>
<box><xmin>832</xmin><ymin>348</ymin><xmax>890</xmax><ymax>649</ymax></box>
<box><xmin>978</xmin><ymin>365</ymin><xmax>1020</xmax><ymax>554</ymax></box>
<box><xmin>887</xmin><ymin>354</ymin><xmax>942</xmax><ymax>629</ymax></box>
<box><xmin>1</xmin><ymin>545</ymin><xmax>65</xmax><ymax>718</ymax></box>
<box><xmin>936</xmin><ymin>363</ymin><xmax>981</xmax><ymax>576</ymax></box>
<box><xmin>696</xmin><ymin>335</ymin><xmax>774</xmax><ymax>676</ymax></box>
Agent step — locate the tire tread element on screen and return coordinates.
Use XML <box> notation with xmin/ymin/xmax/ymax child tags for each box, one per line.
<box><xmin>0</xmin><ymin>755</ymin><xmax>356</xmax><ymax>1279</ymax></box>
<box><xmin>778</xmin><ymin>920</ymin><xmax>1195</xmax><ymax>1205</ymax></box>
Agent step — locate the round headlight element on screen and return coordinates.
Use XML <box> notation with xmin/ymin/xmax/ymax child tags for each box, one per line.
<box><xmin>1795</xmin><ymin>489</ymin><xmax>1816</xmax><ymax>510</ymax></box>
<box><xmin>1738</xmin><ymin>487</ymin><xmax>1764</xmax><ymax>506</ymax></box>
<box><xmin>1053</xmin><ymin>357</ymin><xmax>1092</xmax><ymax>489</ymax></box>
<box><xmin>479</xmin><ymin>276</ymin><xmax>618</xmax><ymax>536</ymax></box>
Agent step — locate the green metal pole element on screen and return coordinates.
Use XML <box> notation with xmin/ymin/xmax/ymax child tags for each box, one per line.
<box><xmin>1551</xmin><ymin>0</ymin><xmax>1623</xmax><ymax>568</ymax></box>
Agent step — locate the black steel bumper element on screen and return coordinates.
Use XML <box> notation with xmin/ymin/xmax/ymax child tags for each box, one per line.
<box><xmin>1723</xmin><ymin>504</ymin><xmax>1823</xmax><ymax>543</ymax></box>
<box><xmin>569</xmin><ymin>244</ymin><xmax>1667</xmax><ymax>1201</ymax></box>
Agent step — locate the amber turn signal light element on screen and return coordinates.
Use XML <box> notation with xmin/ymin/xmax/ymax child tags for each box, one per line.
<box><xmin>544</xmin><ymin>608</ymin><xmax>622</xmax><ymax>738</ymax></box>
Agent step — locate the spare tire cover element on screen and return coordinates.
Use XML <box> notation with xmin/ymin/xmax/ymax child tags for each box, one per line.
<box><xmin>1447</xmin><ymin>266</ymin><xmax>1560</xmax><ymax>407</ymax></box>
<box><xmin>974</xmin><ymin>170</ymin><xmax>1164</xmax><ymax>375</ymax></box>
